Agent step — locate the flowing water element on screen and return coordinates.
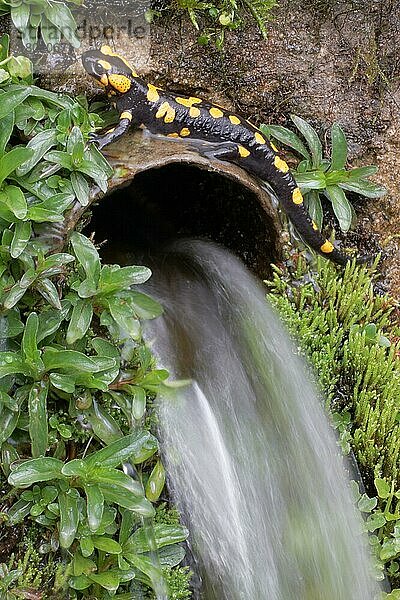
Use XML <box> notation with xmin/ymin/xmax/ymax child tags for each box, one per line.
<box><xmin>139</xmin><ymin>239</ymin><xmax>378</xmax><ymax>600</ymax></box>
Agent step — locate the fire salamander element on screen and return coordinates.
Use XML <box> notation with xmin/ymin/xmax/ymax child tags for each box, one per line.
<box><xmin>82</xmin><ymin>46</ymin><xmax>357</xmax><ymax>265</ymax></box>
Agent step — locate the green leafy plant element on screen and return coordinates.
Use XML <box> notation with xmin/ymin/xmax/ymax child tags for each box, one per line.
<box><xmin>261</xmin><ymin>115</ymin><xmax>386</xmax><ymax>232</ymax></box>
<box><xmin>0</xmin><ymin>35</ymin><xmax>192</xmax><ymax>599</ymax></box>
<box><xmin>0</xmin><ymin>0</ymin><xmax>81</xmax><ymax>49</ymax></box>
<box><xmin>149</xmin><ymin>0</ymin><xmax>276</xmax><ymax>48</ymax></box>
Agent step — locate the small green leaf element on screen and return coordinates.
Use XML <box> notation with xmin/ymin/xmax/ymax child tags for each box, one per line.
<box><xmin>260</xmin><ymin>124</ymin><xmax>310</xmax><ymax>160</ymax></box>
<box><xmin>145</xmin><ymin>460</ymin><xmax>165</xmax><ymax>502</ymax></box>
<box><xmin>7</xmin><ymin>55</ymin><xmax>32</xmax><ymax>79</ymax></box>
<box><xmin>67</xmin><ymin>126</ymin><xmax>85</xmax><ymax>166</ymax></box>
<box><xmin>0</xmin><ymin>112</ymin><xmax>15</xmax><ymax>156</ymax></box>
<box><xmin>3</xmin><ymin>184</ymin><xmax>27</xmax><ymax>219</ymax></box>
<box><xmin>92</xmin><ymin>536</ymin><xmax>122</xmax><ymax>554</ymax></box>
<box><xmin>28</xmin><ymin>380</ymin><xmax>49</xmax><ymax>457</ymax></box>
<box><xmin>158</xmin><ymin>544</ymin><xmax>186</xmax><ymax>567</ymax></box>
<box><xmin>92</xmin><ymin>466</ymin><xmax>144</xmax><ymax>497</ymax></box>
<box><xmin>3</xmin><ymin>282</ymin><xmax>28</xmax><ymax>310</ymax></box>
<box><xmin>98</xmin><ymin>265</ymin><xmax>152</xmax><ymax>295</ymax></box>
<box><xmin>0</xmin><ymin>310</ymin><xmax>24</xmax><ymax>339</ymax></box>
<box><xmin>346</xmin><ymin>165</ymin><xmax>378</xmax><ymax>179</ymax></box>
<box><xmin>37</xmin><ymin>307</ymin><xmax>65</xmax><ymax>342</ymax></box>
<box><xmin>366</xmin><ymin>517</ymin><xmax>383</xmax><ymax>533</ymax></box>
<box><xmin>7</xmin><ymin>498</ymin><xmax>32</xmax><ymax>525</ymax></box>
<box><xmin>16</xmin><ymin>129</ymin><xmax>58</xmax><ymax>176</ymax></box>
<box><xmin>84</xmin><ymin>431</ymin><xmax>158</xmax><ymax>470</ymax></box>
<box><xmin>70</xmin><ymin>232</ymin><xmax>100</xmax><ymax>297</ymax></box>
<box><xmin>59</xmin><ymin>488</ymin><xmax>80</xmax><ymax>548</ymax></box>
<box><xmin>85</xmin><ymin>400</ymin><xmax>122</xmax><ymax>444</ymax></box>
<box><xmin>87</xmin><ymin>571</ymin><xmax>120</xmax><ymax>592</ymax></box>
<box><xmin>375</xmin><ymin>477</ymin><xmax>391</xmax><ymax>499</ymax></box>
<box><xmin>66</xmin><ymin>298</ymin><xmax>93</xmax><ymax>345</ymax></box>
<box><xmin>127</xmin><ymin>523</ymin><xmax>188</xmax><ymax>553</ymax></box>
<box><xmin>84</xmin><ymin>483</ymin><xmax>104</xmax><ymax>532</ymax></box>
<box><xmin>291</xmin><ymin>115</ymin><xmax>322</xmax><ymax>168</ymax></box>
<box><xmin>330</xmin><ymin>123</ymin><xmax>347</xmax><ymax>171</ymax></box>
<box><xmin>325</xmin><ymin>185</ymin><xmax>352</xmax><ymax>232</ymax></box>
<box><xmin>1</xmin><ymin>442</ymin><xmax>19</xmax><ymax>477</ymax></box>
<box><xmin>71</xmin><ymin>171</ymin><xmax>90</xmax><ymax>206</ymax></box>
<box><xmin>80</xmin><ymin>536</ymin><xmax>94</xmax><ymax>557</ymax></box>
<box><xmin>11</xmin><ymin>220</ymin><xmax>31</xmax><ymax>258</ymax></box>
<box><xmin>339</xmin><ymin>179</ymin><xmax>386</xmax><ymax>198</ymax></box>
<box><xmin>101</xmin><ymin>483</ymin><xmax>154</xmax><ymax>515</ymax></box>
<box><xmin>0</xmin><ymin>351</ymin><xmax>28</xmax><ymax>377</ymax></box>
<box><xmin>294</xmin><ymin>171</ymin><xmax>326</xmax><ymax>191</ymax></box>
<box><xmin>0</xmin><ymin>408</ymin><xmax>20</xmax><ymax>446</ymax></box>
<box><xmin>0</xmin><ymin>88</ymin><xmax>31</xmax><ymax>120</ymax></box>
<box><xmin>11</xmin><ymin>3</ymin><xmax>30</xmax><ymax>31</ymax></box>
<box><xmin>22</xmin><ymin>312</ymin><xmax>41</xmax><ymax>367</ymax></box>
<box><xmin>42</xmin><ymin>348</ymin><xmax>114</xmax><ymax>373</ymax></box>
<box><xmin>49</xmin><ymin>372</ymin><xmax>76</xmax><ymax>393</ymax></box>
<box><xmin>69</xmin><ymin>574</ymin><xmax>92</xmax><ymax>590</ymax></box>
<box><xmin>358</xmin><ymin>493</ymin><xmax>377</xmax><ymax>513</ymax></box>
<box><xmin>131</xmin><ymin>385</ymin><xmax>146</xmax><ymax>420</ymax></box>
<box><xmin>44</xmin><ymin>2</ymin><xmax>80</xmax><ymax>48</ymax></box>
<box><xmin>36</xmin><ymin>278</ymin><xmax>62</xmax><ymax>310</ymax></box>
<box><xmin>124</xmin><ymin>291</ymin><xmax>163</xmax><ymax>320</ymax></box>
<box><xmin>108</xmin><ymin>297</ymin><xmax>141</xmax><ymax>340</ymax></box>
<box><xmin>304</xmin><ymin>190</ymin><xmax>323</xmax><ymax>230</ymax></box>
<box><xmin>61</xmin><ymin>459</ymin><xmax>88</xmax><ymax>478</ymax></box>
<box><xmin>8</xmin><ymin>457</ymin><xmax>64</xmax><ymax>487</ymax></box>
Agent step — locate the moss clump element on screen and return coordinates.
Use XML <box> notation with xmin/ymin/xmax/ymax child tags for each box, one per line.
<box><xmin>266</xmin><ymin>254</ymin><xmax>400</xmax><ymax>487</ymax></box>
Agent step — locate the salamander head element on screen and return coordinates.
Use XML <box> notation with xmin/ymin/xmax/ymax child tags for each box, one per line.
<box><xmin>82</xmin><ymin>46</ymin><xmax>138</xmax><ymax>96</ymax></box>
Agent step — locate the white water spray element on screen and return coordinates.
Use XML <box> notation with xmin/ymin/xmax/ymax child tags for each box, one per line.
<box><xmin>142</xmin><ymin>239</ymin><xmax>378</xmax><ymax>600</ymax></box>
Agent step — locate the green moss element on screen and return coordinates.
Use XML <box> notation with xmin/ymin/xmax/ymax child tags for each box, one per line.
<box><xmin>266</xmin><ymin>254</ymin><xmax>400</xmax><ymax>486</ymax></box>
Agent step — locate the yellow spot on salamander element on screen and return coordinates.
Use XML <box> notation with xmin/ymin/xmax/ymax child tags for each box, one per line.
<box><xmin>210</xmin><ymin>107</ymin><xmax>224</xmax><ymax>119</ymax></box>
<box><xmin>255</xmin><ymin>132</ymin><xmax>266</xmax><ymax>144</ymax></box>
<box><xmin>101</xmin><ymin>45</ymin><xmax>115</xmax><ymax>56</ymax></box>
<box><xmin>312</xmin><ymin>221</ymin><xmax>318</xmax><ymax>230</ymax></box>
<box><xmin>180</xmin><ymin>128</ymin><xmax>190</xmax><ymax>137</ymax></box>
<box><xmin>321</xmin><ymin>240</ymin><xmax>334</xmax><ymax>254</ymax></box>
<box><xmin>271</xmin><ymin>142</ymin><xmax>279</xmax><ymax>153</ymax></box>
<box><xmin>100</xmin><ymin>46</ymin><xmax>138</xmax><ymax>77</ymax></box>
<box><xmin>108</xmin><ymin>74</ymin><xmax>131</xmax><ymax>93</ymax></box>
<box><xmin>176</xmin><ymin>97</ymin><xmax>202</xmax><ymax>107</ymax></box>
<box><xmin>292</xmin><ymin>188</ymin><xmax>303</xmax><ymax>204</ymax></box>
<box><xmin>147</xmin><ymin>84</ymin><xmax>160</xmax><ymax>103</ymax></box>
<box><xmin>100</xmin><ymin>74</ymin><xmax>108</xmax><ymax>86</ymax></box>
<box><xmin>274</xmin><ymin>156</ymin><xmax>289</xmax><ymax>173</ymax></box>
<box><xmin>156</xmin><ymin>102</ymin><xmax>175</xmax><ymax>123</ymax></box>
<box><xmin>238</xmin><ymin>145</ymin><xmax>250</xmax><ymax>158</ymax></box>
<box><xmin>167</xmin><ymin>132</ymin><xmax>180</xmax><ymax>138</ymax></box>
<box><xmin>189</xmin><ymin>106</ymin><xmax>201</xmax><ymax>118</ymax></box>
<box><xmin>120</xmin><ymin>111</ymin><xmax>132</xmax><ymax>121</ymax></box>
<box><xmin>99</xmin><ymin>59</ymin><xmax>112</xmax><ymax>70</ymax></box>
<box><xmin>229</xmin><ymin>115</ymin><xmax>241</xmax><ymax>125</ymax></box>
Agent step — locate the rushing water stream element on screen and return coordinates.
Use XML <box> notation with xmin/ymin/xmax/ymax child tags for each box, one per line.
<box><xmin>139</xmin><ymin>239</ymin><xmax>378</xmax><ymax>599</ymax></box>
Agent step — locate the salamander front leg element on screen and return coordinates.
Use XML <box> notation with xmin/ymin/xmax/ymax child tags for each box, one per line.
<box><xmin>89</xmin><ymin>111</ymin><xmax>134</xmax><ymax>149</ymax></box>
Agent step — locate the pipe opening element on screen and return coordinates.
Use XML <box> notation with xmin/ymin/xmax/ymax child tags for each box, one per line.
<box><xmin>86</xmin><ymin>163</ymin><xmax>280</xmax><ymax>275</ymax></box>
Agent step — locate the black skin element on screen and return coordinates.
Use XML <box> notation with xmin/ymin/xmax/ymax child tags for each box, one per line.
<box><xmin>82</xmin><ymin>47</ymin><xmax>361</xmax><ymax>266</ymax></box>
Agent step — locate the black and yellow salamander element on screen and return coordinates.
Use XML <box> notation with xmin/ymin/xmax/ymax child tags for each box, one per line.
<box><xmin>82</xmin><ymin>46</ymin><xmax>356</xmax><ymax>265</ymax></box>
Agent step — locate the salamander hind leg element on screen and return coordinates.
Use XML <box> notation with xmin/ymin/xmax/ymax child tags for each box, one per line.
<box><xmin>188</xmin><ymin>139</ymin><xmax>239</xmax><ymax>162</ymax></box>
